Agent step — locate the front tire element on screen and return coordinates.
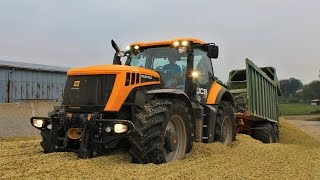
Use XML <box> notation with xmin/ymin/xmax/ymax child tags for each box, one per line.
<box><xmin>129</xmin><ymin>99</ymin><xmax>192</xmax><ymax>164</ymax></box>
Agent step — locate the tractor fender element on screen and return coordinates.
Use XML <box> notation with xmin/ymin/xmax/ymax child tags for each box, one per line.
<box><xmin>207</xmin><ymin>82</ymin><xmax>235</xmax><ymax>106</ymax></box>
<box><xmin>216</xmin><ymin>88</ymin><xmax>235</xmax><ymax>107</ymax></box>
<box><xmin>146</xmin><ymin>89</ymin><xmax>195</xmax><ymax>122</ymax></box>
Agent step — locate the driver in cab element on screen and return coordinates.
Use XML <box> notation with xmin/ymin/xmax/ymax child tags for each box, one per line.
<box><xmin>163</xmin><ymin>55</ymin><xmax>182</xmax><ymax>88</ymax></box>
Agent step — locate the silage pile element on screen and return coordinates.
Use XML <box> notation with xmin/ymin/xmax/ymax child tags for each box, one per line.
<box><xmin>0</xmin><ymin>119</ymin><xmax>320</xmax><ymax>179</ymax></box>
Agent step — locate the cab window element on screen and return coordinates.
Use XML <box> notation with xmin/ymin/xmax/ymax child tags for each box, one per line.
<box><xmin>129</xmin><ymin>54</ymin><xmax>147</xmax><ymax>68</ymax></box>
<box><xmin>193</xmin><ymin>49</ymin><xmax>214</xmax><ymax>86</ymax></box>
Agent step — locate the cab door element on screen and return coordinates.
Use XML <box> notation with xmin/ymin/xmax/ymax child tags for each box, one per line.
<box><xmin>193</xmin><ymin>49</ymin><xmax>215</xmax><ymax>103</ymax></box>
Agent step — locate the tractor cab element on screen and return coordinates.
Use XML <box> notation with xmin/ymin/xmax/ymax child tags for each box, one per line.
<box><xmin>113</xmin><ymin>38</ymin><xmax>219</xmax><ymax>102</ymax></box>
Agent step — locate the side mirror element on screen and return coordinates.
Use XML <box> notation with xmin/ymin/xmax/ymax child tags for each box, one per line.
<box><xmin>111</xmin><ymin>39</ymin><xmax>122</xmax><ymax>65</ymax></box>
<box><xmin>207</xmin><ymin>44</ymin><xmax>219</xmax><ymax>59</ymax></box>
<box><xmin>113</xmin><ymin>53</ymin><xmax>122</xmax><ymax>65</ymax></box>
<box><xmin>111</xmin><ymin>39</ymin><xmax>120</xmax><ymax>52</ymax></box>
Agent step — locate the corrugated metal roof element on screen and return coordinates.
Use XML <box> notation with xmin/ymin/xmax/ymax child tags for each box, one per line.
<box><xmin>0</xmin><ymin>59</ymin><xmax>70</xmax><ymax>72</ymax></box>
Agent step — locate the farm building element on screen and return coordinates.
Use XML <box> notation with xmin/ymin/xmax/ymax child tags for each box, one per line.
<box><xmin>311</xmin><ymin>99</ymin><xmax>320</xmax><ymax>106</ymax></box>
<box><xmin>0</xmin><ymin>60</ymin><xmax>69</xmax><ymax>103</ymax></box>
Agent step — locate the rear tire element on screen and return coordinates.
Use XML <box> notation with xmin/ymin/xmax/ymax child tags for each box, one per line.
<box><xmin>129</xmin><ymin>99</ymin><xmax>192</xmax><ymax>164</ymax></box>
<box><xmin>272</xmin><ymin>123</ymin><xmax>280</xmax><ymax>143</ymax></box>
<box><xmin>214</xmin><ymin>101</ymin><xmax>236</xmax><ymax>144</ymax></box>
<box><xmin>252</xmin><ymin>123</ymin><xmax>277</xmax><ymax>143</ymax></box>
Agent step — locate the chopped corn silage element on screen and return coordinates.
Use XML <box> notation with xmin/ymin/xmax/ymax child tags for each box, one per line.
<box><xmin>0</xmin><ymin>118</ymin><xmax>319</xmax><ymax>179</ymax></box>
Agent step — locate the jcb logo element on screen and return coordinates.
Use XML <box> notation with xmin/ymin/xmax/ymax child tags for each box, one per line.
<box><xmin>197</xmin><ymin>87</ymin><xmax>208</xmax><ymax>98</ymax></box>
<box><xmin>73</xmin><ymin>81</ymin><xmax>80</xmax><ymax>87</ymax></box>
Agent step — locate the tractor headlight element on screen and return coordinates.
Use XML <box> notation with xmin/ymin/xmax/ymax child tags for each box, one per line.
<box><xmin>114</xmin><ymin>124</ymin><xmax>128</xmax><ymax>133</ymax></box>
<box><xmin>134</xmin><ymin>45</ymin><xmax>140</xmax><ymax>50</ymax></box>
<box><xmin>30</xmin><ymin>117</ymin><xmax>50</xmax><ymax>129</ymax></box>
<box><xmin>117</xmin><ymin>51</ymin><xmax>126</xmax><ymax>57</ymax></box>
<box><xmin>126</xmin><ymin>45</ymin><xmax>131</xmax><ymax>50</ymax></box>
<box><xmin>33</xmin><ymin>119</ymin><xmax>44</xmax><ymax>128</ymax></box>
<box><xmin>192</xmin><ymin>71</ymin><xmax>199</xmax><ymax>78</ymax></box>
<box><xmin>173</xmin><ymin>41</ymin><xmax>180</xmax><ymax>47</ymax></box>
<box><xmin>182</xmin><ymin>40</ymin><xmax>188</xmax><ymax>46</ymax></box>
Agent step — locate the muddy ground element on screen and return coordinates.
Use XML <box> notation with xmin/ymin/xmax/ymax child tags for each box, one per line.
<box><xmin>0</xmin><ymin>118</ymin><xmax>319</xmax><ymax>179</ymax></box>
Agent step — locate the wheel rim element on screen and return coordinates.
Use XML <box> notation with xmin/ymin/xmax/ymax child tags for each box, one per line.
<box><xmin>222</xmin><ymin>116</ymin><xmax>232</xmax><ymax>145</ymax></box>
<box><xmin>164</xmin><ymin>115</ymin><xmax>187</xmax><ymax>162</ymax></box>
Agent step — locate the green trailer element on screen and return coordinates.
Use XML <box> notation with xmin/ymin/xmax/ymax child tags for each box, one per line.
<box><xmin>228</xmin><ymin>59</ymin><xmax>282</xmax><ymax>143</ymax></box>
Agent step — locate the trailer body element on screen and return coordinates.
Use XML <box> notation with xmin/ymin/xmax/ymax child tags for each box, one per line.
<box><xmin>229</xmin><ymin>59</ymin><xmax>281</xmax><ymax>139</ymax></box>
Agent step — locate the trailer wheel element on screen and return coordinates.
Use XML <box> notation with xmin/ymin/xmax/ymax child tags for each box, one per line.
<box><xmin>215</xmin><ymin>101</ymin><xmax>236</xmax><ymax>144</ymax></box>
<box><xmin>252</xmin><ymin>123</ymin><xmax>276</xmax><ymax>143</ymax></box>
<box><xmin>273</xmin><ymin>123</ymin><xmax>280</xmax><ymax>143</ymax></box>
<box><xmin>129</xmin><ymin>99</ymin><xmax>192</xmax><ymax>164</ymax></box>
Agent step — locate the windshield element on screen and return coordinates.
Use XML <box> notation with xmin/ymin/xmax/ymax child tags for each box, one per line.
<box><xmin>126</xmin><ymin>47</ymin><xmax>187</xmax><ymax>71</ymax></box>
<box><xmin>125</xmin><ymin>46</ymin><xmax>212</xmax><ymax>89</ymax></box>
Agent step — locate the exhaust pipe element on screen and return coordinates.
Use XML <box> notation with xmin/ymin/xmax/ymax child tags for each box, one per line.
<box><xmin>67</xmin><ymin>128</ymin><xmax>82</xmax><ymax>140</ymax></box>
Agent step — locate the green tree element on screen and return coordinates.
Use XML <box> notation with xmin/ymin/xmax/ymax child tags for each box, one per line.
<box><xmin>301</xmin><ymin>80</ymin><xmax>320</xmax><ymax>101</ymax></box>
<box><xmin>279</xmin><ymin>78</ymin><xmax>303</xmax><ymax>98</ymax></box>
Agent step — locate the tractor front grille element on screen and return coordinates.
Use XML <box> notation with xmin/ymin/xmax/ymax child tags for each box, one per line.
<box><xmin>63</xmin><ymin>74</ymin><xmax>116</xmax><ymax>112</ymax></box>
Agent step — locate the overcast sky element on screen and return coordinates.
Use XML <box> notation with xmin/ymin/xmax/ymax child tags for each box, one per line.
<box><xmin>0</xmin><ymin>0</ymin><xmax>319</xmax><ymax>83</ymax></box>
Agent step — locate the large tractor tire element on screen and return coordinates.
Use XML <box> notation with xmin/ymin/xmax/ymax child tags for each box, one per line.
<box><xmin>214</xmin><ymin>101</ymin><xmax>237</xmax><ymax>144</ymax></box>
<box><xmin>129</xmin><ymin>99</ymin><xmax>192</xmax><ymax>164</ymax></box>
<box><xmin>252</xmin><ymin>123</ymin><xmax>277</xmax><ymax>143</ymax></box>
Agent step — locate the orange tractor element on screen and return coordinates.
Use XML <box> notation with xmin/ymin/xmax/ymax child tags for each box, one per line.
<box><xmin>31</xmin><ymin>38</ymin><xmax>252</xmax><ymax>164</ymax></box>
